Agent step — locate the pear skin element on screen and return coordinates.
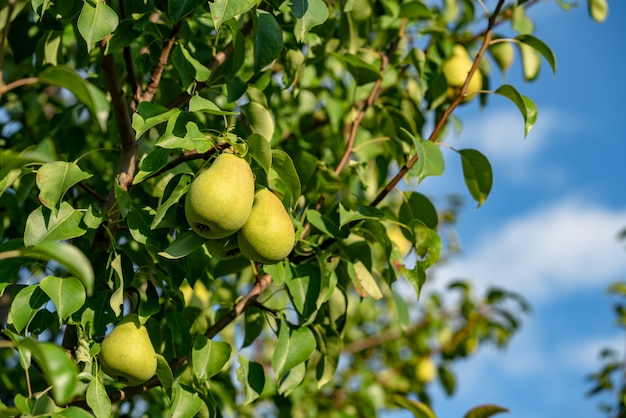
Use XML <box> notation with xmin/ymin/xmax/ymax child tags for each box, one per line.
<box><xmin>237</xmin><ymin>189</ymin><xmax>295</xmax><ymax>264</ymax></box>
<box><xmin>442</xmin><ymin>45</ymin><xmax>483</xmax><ymax>101</ymax></box>
<box><xmin>185</xmin><ymin>153</ymin><xmax>255</xmax><ymax>239</ymax></box>
<box><xmin>99</xmin><ymin>314</ymin><xmax>157</xmax><ymax>386</ymax></box>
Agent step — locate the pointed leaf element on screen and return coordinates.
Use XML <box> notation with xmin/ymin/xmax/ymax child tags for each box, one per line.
<box><xmin>10</xmin><ymin>285</ymin><xmax>50</xmax><ymax>333</ymax></box>
<box><xmin>36</xmin><ymin>161</ymin><xmax>92</xmax><ymax>212</ymax></box>
<box><xmin>243</xmin><ymin>101</ymin><xmax>275</xmax><ymax>142</ymax></box>
<box><xmin>170</xmin><ymin>381</ymin><xmax>203</xmax><ymax>418</ymax></box>
<box><xmin>277</xmin><ymin>362</ymin><xmax>306</xmax><ymax>395</ymax></box>
<box><xmin>515</xmin><ymin>34</ymin><xmax>556</xmax><ymax>74</ymax></box>
<box><xmin>192</xmin><ymin>336</ymin><xmax>232</xmax><ymax>382</ymax></box>
<box><xmin>494</xmin><ymin>84</ymin><xmax>537</xmax><ymax>136</ymax></box>
<box><xmin>272</xmin><ymin>321</ymin><xmax>316</xmax><ymax>380</ymax></box>
<box><xmin>518</xmin><ymin>42</ymin><xmax>541</xmax><ymax>81</ymax></box>
<box><xmin>188</xmin><ymin>94</ymin><xmax>238</xmax><ymax>115</ymax></box>
<box><xmin>254</xmin><ymin>10</ymin><xmax>283</xmax><ymax>72</ymax></box>
<box><xmin>334</xmin><ymin>53</ymin><xmax>382</xmax><ymax>86</ymax></box>
<box><xmin>338</xmin><ymin>204</ymin><xmax>385</xmax><ymax>228</ymax></box>
<box><xmin>464</xmin><ymin>404</ymin><xmax>510</xmax><ymax>418</ymax></box>
<box><xmin>209</xmin><ymin>0</ymin><xmax>256</xmax><ymax>31</ymax></box>
<box><xmin>39</xmin><ymin>276</ymin><xmax>86</xmax><ymax>321</ymax></box>
<box><xmin>411</xmin><ymin>136</ymin><xmax>445</xmax><ymax>183</ymax></box>
<box><xmin>168</xmin><ymin>0</ymin><xmax>206</xmax><ymax>22</ymax></box>
<box><xmin>588</xmin><ymin>0</ymin><xmax>608</xmax><ymax>22</ymax></box>
<box><xmin>132</xmin><ymin>102</ymin><xmax>180</xmax><ymax>139</ymax></box>
<box><xmin>392</xmin><ymin>394</ymin><xmax>437</xmax><ymax>418</ymax></box>
<box><xmin>248</xmin><ymin>133</ymin><xmax>272</xmax><ymax>174</ymax></box>
<box><xmin>459</xmin><ymin>149</ymin><xmax>492</xmax><ymax>208</ymax></box>
<box><xmin>19</xmin><ymin>339</ymin><xmax>78</xmax><ymax>405</ymax></box>
<box><xmin>158</xmin><ymin>231</ymin><xmax>208</xmax><ymax>260</ymax></box>
<box><xmin>24</xmin><ymin>203</ymin><xmax>86</xmax><ymax>246</ymax></box>
<box><xmin>77</xmin><ymin>1</ymin><xmax>119</xmax><ymax>52</ymax></box>
<box><xmin>86</xmin><ymin>377</ymin><xmax>111</xmax><ymax>418</ymax></box>
<box><xmin>292</xmin><ymin>0</ymin><xmax>329</xmax><ymax>42</ymax></box>
<box><xmin>350</xmin><ymin>260</ymin><xmax>383</xmax><ymax>300</ymax></box>
<box><xmin>236</xmin><ymin>357</ymin><xmax>265</xmax><ymax>405</ymax></box>
<box><xmin>271</xmin><ymin>149</ymin><xmax>301</xmax><ymax>207</ymax></box>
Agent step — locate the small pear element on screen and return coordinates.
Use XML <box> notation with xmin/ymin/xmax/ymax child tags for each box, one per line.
<box><xmin>415</xmin><ymin>356</ymin><xmax>437</xmax><ymax>384</ymax></box>
<box><xmin>185</xmin><ymin>153</ymin><xmax>255</xmax><ymax>239</ymax></box>
<box><xmin>99</xmin><ymin>314</ymin><xmax>157</xmax><ymax>386</ymax></box>
<box><xmin>442</xmin><ymin>45</ymin><xmax>483</xmax><ymax>101</ymax></box>
<box><xmin>237</xmin><ymin>189</ymin><xmax>295</xmax><ymax>264</ymax></box>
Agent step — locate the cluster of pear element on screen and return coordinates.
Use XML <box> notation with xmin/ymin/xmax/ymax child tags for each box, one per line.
<box><xmin>442</xmin><ymin>44</ymin><xmax>483</xmax><ymax>102</ymax></box>
<box><xmin>184</xmin><ymin>152</ymin><xmax>295</xmax><ymax>264</ymax></box>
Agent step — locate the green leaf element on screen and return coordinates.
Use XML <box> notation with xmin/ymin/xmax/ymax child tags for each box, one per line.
<box><xmin>494</xmin><ymin>84</ymin><xmax>537</xmax><ymax>136</ymax></box>
<box><xmin>38</xmin><ymin>67</ymin><xmax>110</xmax><ymax>131</ymax></box>
<box><xmin>292</xmin><ymin>0</ymin><xmax>329</xmax><ymax>42</ymax></box>
<box><xmin>39</xmin><ymin>276</ymin><xmax>86</xmax><ymax>321</ymax></box>
<box><xmin>236</xmin><ymin>357</ymin><xmax>265</xmax><ymax>405</ymax></box>
<box><xmin>248</xmin><ymin>133</ymin><xmax>272</xmax><ymax>174</ymax></box>
<box><xmin>36</xmin><ymin>161</ymin><xmax>92</xmax><ymax>212</ymax></box>
<box><xmin>19</xmin><ymin>339</ymin><xmax>78</xmax><ymax>405</ymax></box>
<box><xmin>7</xmin><ymin>242</ymin><xmax>94</xmax><ymax>296</ymax></box>
<box><xmin>77</xmin><ymin>1</ymin><xmax>119</xmax><ymax>52</ymax></box>
<box><xmin>270</xmin><ymin>149</ymin><xmax>301</xmax><ymax>208</ymax></box>
<box><xmin>254</xmin><ymin>10</ymin><xmax>283</xmax><ymax>73</ymax></box>
<box><xmin>104</xmin><ymin>19</ymin><xmax>140</xmax><ymax>55</ymax></box>
<box><xmin>168</xmin><ymin>0</ymin><xmax>206</xmax><ymax>22</ymax></box>
<box><xmin>10</xmin><ymin>285</ymin><xmax>50</xmax><ymax>333</ymax></box>
<box><xmin>169</xmin><ymin>381</ymin><xmax>203</xmax><ymax>418</ymax></box>
<box><xmin>412</xmin><ymin>137</ymin><xmax>445</xmax><ymax>183</ymax></box>
<box><xmin>518</xmin><ymin>42</ymin><xmax>541</xmax><ymax>81</ymax></box>
<box><xmin>188</xmin><ymin>94</ymin><xmax>238</xmax><ymax>115</ymax></box>
<box><xmin>24</xmin><ymin>203</ymin><xmax>86</xmax><ymax>246</ymax></box>
<box><xmin>349</xmin><ymin>260</ymin><xmax>383</xmax><ymax>300</ymax></box>
<box><xmin>338</xmin><ymin>204</ymin><xmax>385</xmax><ymax>228</ymax></box>
<box><xmin>334</xmin><ymin>53</ymin><xmax>382</xmax><ymax>86</ymax></box>
<box><xmin>192</xmin><ymin>336</ymin><xmax>232</xmax><ymax>382</ymax></box>
<box><xmin>286</xmin><ymin>263</ymin><xmax>322</xmax><ymax>320</ymax></box>
<box><xmin>306</xmin><ymin>210</ymin><xmax>348</xmax><ymax>239</ymax></box>
<box><xmin>132</xmin><ymin>102</ymin><xmax>180</xmax><ymax>139</ymax></box>
<box><xmin>242</xmin><ymin>306</ymin><xmax>264</xmax><ymax>348</ymax></box>
<box><xmin>399</xmin><ymin>1</ymin><xmax>432</xmax><ymax>18</ymax></box>
<box><xmin>139</xmin><ymin>281</ymin><xmax>161</xmax><ymax>319</ymax></box>
<box><xmin>243</xmin><ymin>101</ymin><xmax>275</xmax><ymax>142</ymax></box>
<box><xmin>392</xmin><ymin>394</ymin><xmax>437</xmax><ymax>418</ymax></box>
<box><xmin>159</xmin><ymin>231</ymin><xmax>208</xmax><ymax>260</ymax></box>
<box><xmin>209</xmin><ymin>0</ymin><xmax>256</xmax><ymax>31</ymax></box>
<box><xmin>277</xmin><ymin>361</ymin><xmax>306</xmax><ymax>395</ymax></box>
<box><xmin>588</xmin><ymin>0</ymin><xmax>608</xmax><ymax>22</ymax></box>
<box><xmin>172</xmin><ymin>43</ymin><xmax>211</xmax><ymax>90</ymax></box>
<box><xmin>464</xmin><ymin>404</ymin><xmax>509</xmax><ymax>418</ymax></box>
<box><xmin>127</xmin><ymin>206</ymin><xmax>159</xmax><ymax>247</ymax></box>
<box><xmin>399</xmin><ymin>192</ymin><xmax>439</xmax><ymax>230</ymax></box>
<box><xmin>515</xmin><ymin>34</ymin><xmax>556</xmax><ymax>75</ymax></box>
<box><xmin>152</xmin><ymin>173</ymin><xmax>192</xmax><ymax>229</ymax></box>
<box><xmin>459</xmin><ymin>149</ymin><xmax>492</xmax><ymax>208</ymax></box>
<box><xmin>272</xmin><ymin>321</ymin><xmax>316</xmax><ymax>380</ymax></box>
<box><xmin>134</xmin><ymin>148</ymin><xmax>172</xmax><ymax>184</ymax></box>
<box><xmin>86</xmin><ymin>377</ymin><xmax>111</xmax><ymax>418</ymax></box>
<box><xmin>156</xmin><ymin>354</ymin><xmax>174</xmax><ymax>393</ymax></box>
<box><xmin>53</xmin><ymin>406</ymin><xmax>98</xmax><ymax>418</ymax></box>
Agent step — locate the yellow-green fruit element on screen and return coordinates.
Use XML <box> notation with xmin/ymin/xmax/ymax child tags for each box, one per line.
<box><xmin>185</xmin><ymin>153</ymin><xmax>255</xmax><ymax>239</ymax></box>
<box><xmin>237</xmin><ymin>189</ymin><xmax>295</xmax><ymax>264</ymax></box>
<box><xmin>442</xmin><ymin>45</ymin><xmax>483</xmax><ymax>101</ymax></box>
<box><xmin>349</xmin><ymin>0</ymin><xmax>372</xmax><ymax>22</ymax></box>
<box><xmin>415</xmin><ymin>357</ymin><xmax>437</xmax><ymax>384</ymax></box>
<box><xmin>205</xmin><ymin>234</ymin><xmax>241</xmax><ymax>259</ymax></box>
<box><xmin>489</xmin><ymin>40</ymin><xmax>514</xmax><ymax>73</ymax></box>
<box><xmin>99</xmin><ymin>314</ymin><xmax>157</xmax><ymax>386</ymax></box>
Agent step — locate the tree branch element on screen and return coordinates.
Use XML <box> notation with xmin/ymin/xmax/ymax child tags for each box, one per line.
<box><xmin>141</xmin><ymin>21</ymin><xmax>182</xmax><ymax>104</ymax></box>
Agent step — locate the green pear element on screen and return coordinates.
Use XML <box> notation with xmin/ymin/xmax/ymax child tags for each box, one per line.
<box><xmin>415</xmin><ymin>356</ymin><xmax>437</xmax><ymax>384</ymax></box>
<box><xmin>237</xmin><ymin>189</ymin><xmax>295</xmax><ymax>264</ymax></box>
<box><xmin>185</xmin><ymin>153</ymin><xmax>255</xmax><ymax>239</ymax></box>
<box><xmin>442</xmin><ymin>44</ymin><xmax>483</xmax><ymax>101</ymax></box>
<box><xmin>205</xmin><ymin>234</ymin><xmax>241</xmax><ymax>259</ymax></box>
<box><xmin>99</xmin><ymin>314</ymin><xmax>157</xmax><ymax>386</ymax></box>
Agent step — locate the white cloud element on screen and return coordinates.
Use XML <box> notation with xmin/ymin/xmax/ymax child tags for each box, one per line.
<box><xmin>430</xmin><ymin>198</ymin><xmax>626</xmax><ymax>301</ymax></box>
<box><xmin>559</xmin><ymin>334</ymin><xmax>625</xmax><ymax>373</ymax></box>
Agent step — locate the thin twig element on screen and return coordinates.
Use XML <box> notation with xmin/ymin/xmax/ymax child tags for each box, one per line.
<box><xmin>141</xmin><ymin>21</ymin><xmax>182</xmax><ymax>104</ymax></box>
<box><xmin>0</xmin><ymin>0</ymin><xmax>15</xmax><ymax>89</ymax></box>
<box><xmin>118</xmin><ymin>0</ymin><xmax>141</xmax><ymax>110</ymax></box>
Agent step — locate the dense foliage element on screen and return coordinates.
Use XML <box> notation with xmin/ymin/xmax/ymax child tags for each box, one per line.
<box><xmin>0</xmin><ymin>0</ymin><xmax>607</xmax><ymax>417</ymax></box>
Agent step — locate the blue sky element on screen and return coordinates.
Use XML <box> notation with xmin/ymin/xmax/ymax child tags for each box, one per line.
<box><xmin>405</xmin><ymin>2</ymin><xmax>626</xmax><ymax>417</ymax></box>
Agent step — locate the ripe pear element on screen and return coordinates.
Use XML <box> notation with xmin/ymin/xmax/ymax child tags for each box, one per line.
<box><xmin>415</xmin><ymin>356</ymin><xmax>437</xmax><ymax>384</ymax></box>
<box><xmin>237</xmin><ymin>189</ymin><xmax>295</xmax><ymax>264</ymax></box>
<box><xmin>185</xmin><ymin>153</ymin><xmax>255</xmax><ymax>239</ymax></box>
<box><xmin>99</xmin><ymin>314</ymin><xmax>157</xmax><ymax>386</ymax></box>
<box><xmin>442</xmin><ymin>44</ymin><xmax>483</xmax><ymax>101</ymax></box>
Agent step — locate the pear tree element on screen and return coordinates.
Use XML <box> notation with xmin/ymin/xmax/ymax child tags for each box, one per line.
<box><xmin>0</xmin><ymin>0</ymin><xmax>607</xmax><ymax>417</ymax></box>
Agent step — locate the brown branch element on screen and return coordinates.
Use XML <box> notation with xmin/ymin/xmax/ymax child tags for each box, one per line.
<box><xmin>118</xmin><ymin>0</ymin><xmax>141</xmax><ymax>110</ymax></box>
<box><xmin>369</xmin><ymin>0</ymin><xmax>506</xmax><ymax>209</ymax></box>
<box><xmin>141</xmin><ymin>21</ymin><xmax>182</xmax><ymax>104</ymax></box>
<box><xmin>205</xmin><ymin>273</ymin><xmax>273</xmax><ymax>339</ymax></box>
<box><xmin>0</xmin><ymin>77</ymin><xmax>39</xmax><ymax>98</ymax></box>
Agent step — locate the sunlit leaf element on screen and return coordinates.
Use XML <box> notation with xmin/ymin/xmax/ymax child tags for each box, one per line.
<box><xmin>277</xmin><ymin>362</ymin><xmax>306</xmax><ymax>395</ymax></box>
<box><xmin>292</xmin><ymin>0</ymin><xmax>329</xmax><ymax>42</ymax></box>
<box><xmin>158</xmin><ymin>231</ymin><xmax>208</xmax><ymax>260</ymax></box>
<box><xmin>10</xmin><ymin>285</ymin><xmax>50</xmax><ymax>333</ymax></box>
<box><xmin>132</xmin><ymin>102</ymin><xmax>180</xmax><ymax>139</ymax></box>
<box><xmin>77</xmin><ymin>1</ymin><xmax>118</xmax><ymax>52</ymax></box>
<box><xmin>338</xmin><ymin>204</ymin><xmax>385</xmax><ymax>228</ymax></box>
<box><xmin>588</xmin><ymin>0</ymin><xmax>608</xmax><ymax>22</ymax></box>
<box><xmin>515</xmin><ymin>34</ymin><xmax>556</xmax><ymax>74</ymax></box>
<box><xmin>243</xmin><ymin>101</ymin><xmax>275</xmax><ymax>143</ymax></box>
<box><xmin>272</xmin><ymin>320</ymin><xmax>316</xmax><ymax>380</ymax></box>
<box><xmin>464</xmin><ymin>404</ymin><xmax>510</xmax><ymax>418</ymax></box>
<box><xmin>494</xmin><ymin>84</ymin><xmax>537</xmax><ymax>136</ymax></box>
<box><xmin>86</xmin><ymin>376</ymin><xmax>111</xmax><ymax>418</ymax></box>
<box><xmin>209</xmin><ymin>0</ymin><xmax>256</xmax><ymax>31</ymax></box>
<box><xmin>36</xmin><ymin>161</ymin><xmax>92</xmax><ymax>213</ymax></box>
<box><xmin>350</xmin><ymin>260</ymin><xmax>383</xmax><ymax>300</ymax></box>
<box><xmin>169</xmin><ymin>381</ymin><xmax>203</xmax><ymax>418</ymax></box>
<box><xmin>39</xmin><ymin>276</ymin><xmax>86</xmax><ymax>321</ymax></box>
<box><xmin>459</xmin><ymin>148</ymin><xmax>492</xmax><ymax>208</ymax></box>
<box><xmin>392</xmin><ymin>394</ymin><xmax>437</xmax><ymax>418</ymax></box>
<box><xmin>270</xmin><ymin>150</ymin><xmax>301</xmax><ymax>207</ymax></box>
<box><xmin>188</xmin><ymin>94</ymin><xmax>238</xmax><ymax>115</ymax></box>
<box><xmin>24</xmin><ymin>203</ymin><xmax>86</xmax><ymax>246</ymax></box>
<box><xmin>236</xmin><ymin>356</ymin><xmax>265</xmax><ymax>405</ymax></box>
<box><xmin>192</xmin><ymin>336</ymin><xmax>232</xmax><ymax>382</ymax></box>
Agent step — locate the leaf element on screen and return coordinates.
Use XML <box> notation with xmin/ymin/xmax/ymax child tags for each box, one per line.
<box><xmin>306</xmin><ymin>210</ymin><xmax>348</xmax><ymax>239</ymax></box>
<box><xmin>515</xmin><ymin>34</ymin><xmax>556</xmax><ymax>75</ymax></box>
<box><xmin>254</xmin><ymin>10</ymin><xmax>283</xmax><ymax>73</ymax></box>
<box><xmin>459</xmin><ymin>149</ymin><xmax>492</xmax><ymax>208</ymax></box>
<box><xmin>292</xmin><ymin>0</ymin><xmax>329</xmax><ymax>42</ymax></box>
<box><xmin>134</xmin><ymin>148</ymin><xmax>172</xmax><ymax>184</ymax></box>
<box><xmin>39</xmin><ymin>276</ymin><xmax>86</xmax><ymax>321</ymax></box>
<box><xmin>53</xmin><ymin>406</ymin><xmax>98</xmax><ymax>418</ymax></box>
<box><xmin>272</xmin><ymin>321</ymin><xmax>316</xmax><ymax>380</ymax></box>
<box><xmin>588</xmin><ymin>0</ymin><xmax>608</xmax><ymax>22</ymax></box>
<box><xmin>518</xmin><ymin>42</ymin><xmax>541</xmax><ymax>81</ymax></box>
<box><xmin>392</xmin><ymin>394</ymin><xmax>437</xmax><ymax>418</ymax></box>
<box><xmin>350</xmin><ymin>260</ymin><xmax>383</xmax><ymax>300</ymax></box>
<box><xmin>277</xmin><ymin>361</ymin><xmax>306</xmax><ymax>395</ymax></box>
<box><xmin>270</xmin><ymin>149</ymin><xmax>301</xmax><ymax>207</ymax></box>
<box><xmin>152</xmin><ymin>173</ymin><xmax>192</xmax><ymax>229</ymax></box>
<box><xmin>412</xmin><ymin>137</ymin><xmax>445</xmax><ymax>183</ymax></box>
<box><xmin>188</xmin><ymin>94</ymin><xmax>238</xmax><ymax>115</ymax></box>
<box><xmin>77</xmin><ymin>1</ymin><xmax>119</xmax><ymax>52</ymax></box>
<box><xmin>171</xmin><ymin>43</ymin><xmax>211</xmax><ymax>90</ymax></box>
<box><xmin>38</xmin><ymin>66</ymin><xmax>110</xmax><ymax>131</ymax></box>
<box><xmin>169</xmin><ymin>381</ymin><xmax>203</xmax><ymax>418</ymax></box>
<box><xmin>242</xmin><ymin>306</ymin><xmax>264</xmax><ymax>348</ymax></box>
<box><xmin>24</xmin><ymin>203</ymin><xmax>86</xmax><ymax>246</ymax></box>
<box><xmin>127</xmin><ymin>206</ymin><xmax>160</xmax><ymax>248</ymax></box>
<box><xmin>132</xmin><ymin>102</ymin><xmax>180</xmax><ymax>139</ymax></box>
<box><xmin>243</xmin><ymin>101</ymin><xmax>275</xmax><ymax>142</ymax></box>
<box><xmin>159</xmin><ymin>232</ymin><xmax>208</xmax><ymax>260</ymax></box>
<box><xmin>248</xmin><ymin>133</ymin><xmax>272</xmax><ymax>174</ymax></box>
<box><xmin>86</xmin><ymin>377</ymin><xmax>112</xmax><ymax>418</ymax></box>
<box><xmin>338</xmin><ymin>204</ymin><xmax>385</xmax><ymax>228</ymax></box>
<box><xmin>192</xmin><ymin>336</ymin><xmax>232</xmax><ymax>382</ymax></box>
<box><xmin>464</xmin><ymin>404</ymin><xmax>509</xmax><ymax>418</ymax></box>
<box><xmin>399</xmin><ymin>1</ymin><xmax>432</xmax><ymax>18</ymax></box>
<box><xmin>10</xmin><ymin>242</ymin><xmax>94</xmax><ymax>296</ymax></box>
<box><xmin>19</xmin><ymin>339</ymin><xmax>78</xmax><ymax>405</ymax></box>
<box><xmin>334</xmin><ymin>53</ymin><xmax>382</xmax><ymax>86</ymax></box>
<box><xmin>36</xmin><ymin>161</ymin><xmax>92</xmax><ymax>212</ymax></box>
<box><xmin>286</xmin><ymin>263</ymin><xmax>322</xmax><ymax>320</ymax></box>
<box><xmin>168</xmin><ymin>0</ymin><xmax>206</xmax><ymax>22</ymax></box>
<box><xmin>10</xmin><ymin>285</ymin><xmax>50</xmax><ymax>333</ymax></box>
<box><xmin>156</xmin><ymin>354</ymin><xmax>174</xmax><ymax>393</ymax></box>
<box><xmin>494</xmin><ymin>84</ymin><xmax>537</xmax><ymax>136</ymax></box>
<box><xmin>209</xmin><ymin>0</ymin><xmax>257</xmax><ymax>31</ymax></box>
<box><xmin>236</xmin><ymin>357</ymin><xmax>265</xmax><ymax>405</ymax></box>
<box><xmin>399</xmin><ymin>192</ymin><xmax>439</xmax><ymax>230</ymax></box>
<box><xmin>104</xmin><ymin>19</ymin><xmax>140</xmax><ymax>55</ymax></box>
